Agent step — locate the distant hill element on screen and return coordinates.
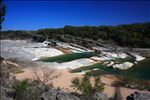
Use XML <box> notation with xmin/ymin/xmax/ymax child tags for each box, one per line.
<box><xmin>1</xmin><ymin>22</ymin><xmax>150</xmax><ymax>48</ymax></box>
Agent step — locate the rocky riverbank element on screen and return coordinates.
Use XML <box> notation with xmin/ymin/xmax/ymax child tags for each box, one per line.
<box><xmin>1</xmin><ymin>39</ymin><xmax>147</xmax><ymax>70</ymax></box>
<box><xmin>1</xmin><ymin>58</ymin><xmax>150</xmax><ymax>100</ymax></box>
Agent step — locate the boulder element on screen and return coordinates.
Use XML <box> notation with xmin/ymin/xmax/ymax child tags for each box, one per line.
<box><xmin>93</xmin><ymin>92</ymin><xmax>109</xmax><ymax>100</ymax></box>
<box><xmin>1</xmin><ymin>95</ymin><xmax>13</xmax><ymax>100</ymax></box>
<box><xmin>41</xmin><ymin>88</ymin><xmax>58</xmax><ymax>100</ymax></box>
<box><xmin>128</xmin><ymin>53</ymin><xmax>145</xmax><ymax>61</ymax></box>
<box><xmin>112</xmin><ymin>62</ymin><xmax>134</xmax><ymax>70</ymax></box>
<box><xmin>57</xmin><ymin>91</ymin><xmax>81</xmax><ymax>100</ymax></box>
<box><xmin>41</xmin><ymin>89</ymin><xmax>81</xmax><ymax>100</ymax></box>
<box><xmin>1</xmin><ymin>87</ymin><xmax>16</xmax><ymax>99</ymax></box>
<box><xmin>126</xmin><ymin>91</ymin><xmax>150</xmax><ymax>100</ymax></box>
<box><xmin>107</xmin><ymin>61</ymin><xmax>114</xmax><ymax>67</ymax></box>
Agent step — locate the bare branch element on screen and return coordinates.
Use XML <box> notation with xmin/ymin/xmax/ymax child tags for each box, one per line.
<box><xmin>32</xmin><ymin>66</ymin><xmax>60</xmax><ymax>85</ymax></box>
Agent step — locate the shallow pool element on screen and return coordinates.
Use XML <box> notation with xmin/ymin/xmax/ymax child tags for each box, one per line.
<box><xmin>40</xmin><ymin>52</ymin><xmax>99</xmax><ymax>63</ymax></box>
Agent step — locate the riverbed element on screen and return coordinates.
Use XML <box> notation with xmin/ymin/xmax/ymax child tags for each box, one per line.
<box><xmin>72</xmin><ymin>58</ymin><xmax>150</xmax><ymax>80</ymax></box>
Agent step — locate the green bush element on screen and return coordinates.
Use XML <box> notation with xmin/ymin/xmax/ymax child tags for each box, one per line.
<box><xmin>13</xmin><ymin>79</ymin><xmax>30</xmax><ymax>100</ymax></box>
<box><xmin>13</xmin><ymin>79</ymin><xmax>30</xmax><ymax>92</ymax></box>
<box><xmin>80</xmin><ymin>76</ymin><xmax>93</xmax><ymax>95</ymax></box>
<box><xmin>94</xmin><ymin>77</ymin><xmax>104</xmax><ymax>92</ymax></box>
<box><xmin>12</xmin><ymin>80</ymin><xmax>46</xmax><ymax>100</ymax></box>
<box><xmin>71</xmin><ymin>75</ymin><xmax>104</xmax><ymax>96</ymax></box>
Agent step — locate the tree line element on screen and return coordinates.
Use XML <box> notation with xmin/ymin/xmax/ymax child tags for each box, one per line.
<box><xmin>1</xmin><ymin>22</ymin><xmax>150</xmax><ymax>48</ymax></box>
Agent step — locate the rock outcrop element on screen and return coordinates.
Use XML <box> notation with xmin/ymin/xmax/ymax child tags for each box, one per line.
<box><xmin>41</xmin><ymin>89</ymin><xmax>109</xmax><ymax>100</ymax></box>
<box><xmin>1</xmin><ymin>87</ymin><xmax>16</xmax><ymax>99</ymax></box>
<box><xmin>41</xmin><ymin>88</ymin><xmax>58</xmax><ymax>100</ymax></box>
<box><xmin>1</xmin><ymin>59</ymin><xmax>17</xmax><ymax>100</ymax></box>
<box><xmin>56</xmin><ymin>91</ymin><xmax>81</xmax><ymax>100</ymax></box>
<box><xmin>93</xmin><ymin>92</ymin><xmax>109</xmax><ymax>100</ymax></box>
<box><xmin>128</xmin><ymin>53</ymin><xmax>145</xmax><ymax>62</ymax></box>
<box><xmin>112</xmin><ymin>62</ymin><xmax>134</xmax><ymax>70</ymax></box>
<box><xmin>126</xmin><ymin>91</ymin><xmax>150</xmax><ymax>100</ymax></box>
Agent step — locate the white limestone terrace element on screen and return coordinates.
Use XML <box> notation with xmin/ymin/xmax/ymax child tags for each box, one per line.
<box><xmin>36</xmin><ymin>58</ymin><xmax>96</xmax><ymax>70</ymax></box>
<box><xmin>1</xmin><ymin>40</ymin><xmax>94</xmax><ymax>60</ymax></box>
<box><xmin>1</xmin><ymin>40</ymin><xmax>64</xmax><ymax>60</ymax></box>
<box><xmin>1</xmin><ymin>40</ymin><xmax>146</xmax><ymax>70</ymax></box>
<box><xmin>91</xmin><ymin>52</ymin><xmax>128</xmax><ymax>61</ymax></box>
<box><xmin>101</xmin><ymin>52</ymin><xmax>128</xmax><ymax>59</ymax></box>
<box><xmin>128</xmin><ymin>53</ymin><xmax>145</xmax><ymax>62</ymax></box>
<box><xmin>56</xmin><ymin>42</ymin><xmax>93</xmax><ymax>53</ymax></box>
<box><xmin>24</xmin><ymin>48</ymin><xmax>63</xmax><ymax>59</ymax></box>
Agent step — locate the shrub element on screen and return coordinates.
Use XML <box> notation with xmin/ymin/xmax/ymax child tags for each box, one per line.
<box><xmin>71</xmin><ymin>75</ymin><xmax>104</xmax><ymax>96</ymax></box>
<box><xmin>80</xmin><ymin>76</ymin><xmax>93</xmax><ymax>95</ymax></box>
<box><xmin>13</xmin><ymin>79</ymin><xmax>30</xmax><ymax>100</ymax></box>
<box><xmin>12</xmin><ymin>79</ymin><xmax>49</xmax><ymax>100</ymax></box>
<box><xmin>13</xmin><ymin>79</ymin><xmax>30</xmax><ymax>92</ymax></box>
<box><xmin>94</xmin><ymin>77</ymin><xmax>104</xmax><ymax>92</ymax></box>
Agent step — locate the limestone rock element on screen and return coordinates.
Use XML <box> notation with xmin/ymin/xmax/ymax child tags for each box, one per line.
<box><xmin>113</xmin><ymin>62</ymin><xmax>134</xmax><ymax>70</ymax></box>
<box><xmin>129</xmin><ymin>53</ymin><xmax>145</xmax><ymax>61</ymax></box>
<box><xmin>1</xmin><ymin>87</ymin><xmax>16</xmax><ymax>99</ymax></box>
<box><xmin>93</xmin><ymin>92</ymin><xmax>109</xmax><ymax>100</ymax></box>
<box><xmin>126</xmin><ymin>91</ymin><xmax>150</xmax><ymax>100</ymax></box>
<box><xmin>57</xmin><ymin>91</ymin><xmax>81</xmax><ymax>100</ymax></box>
<box><xmin>41</xmin><ymin>88</ymin><xmax>58</xmax><ymax>100</ymax></box>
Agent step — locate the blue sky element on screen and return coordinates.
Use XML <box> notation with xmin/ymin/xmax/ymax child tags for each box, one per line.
<box><xmin>2</xmin><ymin>0</ymin><xmax>150</xmax><ymax>30</ymax></box>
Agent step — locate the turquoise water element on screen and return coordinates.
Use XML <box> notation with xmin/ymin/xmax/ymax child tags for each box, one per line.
<box><xmin>40</xmin><ymin>52</ymin><xmax>99</xmax><ymax>63</ymax></box>
<box><xmin>72</xmin><ymin>58</ymin><xmax>150</xmax><ymax>80</ymax></box>
<box><xmin>40</xmin><ymin>51</ymin><xmax>150</xmax><ymax>80</ymax></box>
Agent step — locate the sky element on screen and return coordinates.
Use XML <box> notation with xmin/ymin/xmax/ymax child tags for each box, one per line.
<box><xmin>2</xmin><ymin>0</ymin><xmax>150</xmax><ymax>30</ymax></box>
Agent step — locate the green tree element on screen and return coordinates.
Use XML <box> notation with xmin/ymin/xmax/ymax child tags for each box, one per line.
<box><xmin>71</xmin><ymin>75</ymin><xmax>104</xmax><ymax>96</ymax></box>
<box><xmin>0</xmin><ymin>0</ymin><xmax>6</xmax><ymax>30</ymax></box>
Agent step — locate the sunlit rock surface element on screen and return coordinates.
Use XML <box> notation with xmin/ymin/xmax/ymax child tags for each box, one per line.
<box><xmin>112</xmin><ymin>62</ymin><xmax>134</xmax><ymax>70</ymax></box>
